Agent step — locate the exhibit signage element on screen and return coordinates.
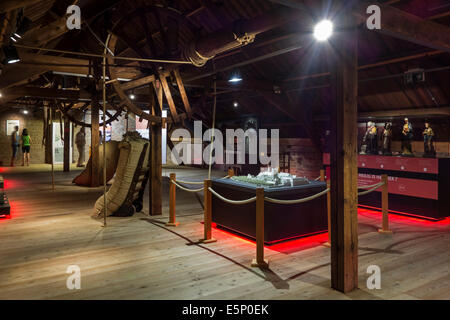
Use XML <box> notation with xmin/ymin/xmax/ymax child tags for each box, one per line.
<box><xmin>6</xmin><ymin>120</ymin><xmax>20</xmax><ymax>135</ymax></box>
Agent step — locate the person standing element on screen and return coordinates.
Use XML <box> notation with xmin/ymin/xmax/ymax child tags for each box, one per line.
<box><xmin>10</xmin><ymin>125</ymin><xmax>20</xmax><ymax>167</ymax></box>
<box><xmin>75</xmin><ymin>127</ymin><xmax>86</xmax><ymax>167</ymax></box>
<box><xmin>21</xmin><ymin>128</ymin><xmax>32</xmax><ymax>166</ymax></box>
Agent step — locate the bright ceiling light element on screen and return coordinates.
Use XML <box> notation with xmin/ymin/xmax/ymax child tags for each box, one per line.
<box><xmin>314</xmin><ymin>20</ymin><xmax>333</xmax><ymax>41</ymax></box>
<box><xmin>233</xmin><ymin>101</ymin><xmax>238</xmax><ymax>108</ymax></box>
<box><xmin>3</xmin><ymin>45</ymin><xmax>21</xmax><ymax>64</ymax></box>
<box><xmin>23</xmin><ymin>110</ymin><xmax>28</xmax><ymax>114</ymax></box>
<box><xmin>129</xmin><ymin>94</ymin><xmax>135</xmax><ymax>100</ymax></box>
<box><xmin>229</xmin><ymin>76</ymin><xmax>242</xmax><ymax>83</ymax></box>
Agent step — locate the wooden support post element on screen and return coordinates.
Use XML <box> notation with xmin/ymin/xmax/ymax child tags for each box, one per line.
<box><xmin>149</xmin><ymin>84</ymin><xmax>162</xmax><ymax>216</ymax></box>
<box><xmin>90</xmin><ymin>102</ymin><xmax>100</xmax><ymax>187</ymax></box>
<box><xmin>228</xmin><ymin>168</ymin><xmax>234</xmax><ymax>177</ymax></box>
<box><xmin>49</xmin><ymin>108</ymin><xmax>54</xmax><ymax>191</ymax></box>
<box><xmin>43</xmin><ymin>103</ymin><xmax>53</xmax><ymax>164</ymax></box>
<box><xmin>252</xmin><ymin>188</ymin><xmax>268</xmax><ymax>268</ymax></box>
<box><xmin>324</xmin><ymin>179</ymin><xmax>332</xmax><ymax>248</ymax></box>
<box><xmin>63</xmin><ymin>117</ymin><xmax>70</xmax><ymax>172</ymax></box>
<box><xmin>166</xmin><ymin>173</ymin><xmax>179</xmax><ymax>227</ymax></box>
<box><xmin>320</xmin><ymin>169</ymin><xmax>325</xmax><ymax>181</ymax></box>
<box><xmin>329</xmin><ymin>5</ymin><xmax>359</xmax><ymax>293</ymax></box>
<box><xmin>378</xmin><ymin>174</ymin><xmax>392</xmax><ymax>234</ymax></box>
<box><xmin>201</xmin><ymin>179</ymin><xmax>216</xmax><ymax>243</ymax></box>
<box><xmin>149</xmin><ymin>122</ymin><xmax>162</xmax><ymax>215</ymax></box>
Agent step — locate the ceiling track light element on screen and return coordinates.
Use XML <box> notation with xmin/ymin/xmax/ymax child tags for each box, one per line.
<box><xmin>3</xmin><ymin>45</ymin><xmax>21</xmax><ymax>64</ymax></box>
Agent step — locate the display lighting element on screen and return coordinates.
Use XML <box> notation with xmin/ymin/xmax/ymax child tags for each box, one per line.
<box><xmin>129</xmin><ymin>94</ymin><xmax>135</xmax><ymax>100</ymax></box>
<box><xmin>233</xmin><ymin>101</ymin><xmax>239</xmax><ymax>107</ymax></box>
<box><xmin>314</xmin><ymin>20</ymin><xmax>333</xmax><ymax>41</ymax></box>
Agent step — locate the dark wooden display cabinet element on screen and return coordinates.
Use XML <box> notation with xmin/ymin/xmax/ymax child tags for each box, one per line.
<box><xmin>211</xmin><ymin>179</ymin><xmax>328</xmax><ymax>244</ymax></box>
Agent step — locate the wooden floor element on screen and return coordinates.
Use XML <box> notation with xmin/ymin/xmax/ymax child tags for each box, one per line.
<box><xmin>0</xmin><ymin>165</ymin><xmax>449</xmax><ymax>300</ymax></box>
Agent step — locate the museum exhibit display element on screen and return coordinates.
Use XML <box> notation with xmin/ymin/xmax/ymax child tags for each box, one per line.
<box><xmin>211</xmin><ymin>169</ymin><xmax>327</xmax><ymax>244</ymax></box>
<box><xmin>423</xmin><ymin>121</ymin><xmax>436</xmax><ymax>157</ymax></box>
<box><xmin>0</xmin><ymin>175</ymin><xmax>10</xmax><ymax>218</ymax></box>
<box><xmin>323</xmin><ymin>153</ymin><xmax>450</xmax><ymax>220</ymax></box>
<box><xmin>382</xmin><ymin>123</ymin><xmax>393</xmax><ymax>156</ymax></box>
<box><xmin>401</xmin><ymin>118</ymin><xmax>414</xmax><ymax>156</ymax></box>
<box><xmin>0</xmin><ymin>0</ymin><xmax>449</xmax><ymax>307</ymax></box>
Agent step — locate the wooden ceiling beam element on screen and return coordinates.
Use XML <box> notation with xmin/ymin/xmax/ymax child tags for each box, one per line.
<box><xmin>2</xmin><ymin>86</ymin><xmax>92</xmax><ymax>101</ymax></box>
<box><xmin>173</xmin><ymin>69</ymin><xmax>192</xmax><ymax>119</ymax></box>
<box><xmin>0</xmin><ymin>0</ymin><xmax>41</xmax><ymax>13</ymax></box>
<box><xmin>353</xmin><ymin>2</ymin><xmax>450</xmax><ymax>53</ymax></box>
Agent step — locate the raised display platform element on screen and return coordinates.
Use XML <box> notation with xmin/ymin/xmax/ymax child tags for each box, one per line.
<box><xmin>211</xmin><ymin>179</ymin><xmax>327</xmax><ymax>244</ymax></box>
<box><xmin>323</xmin><ymin>154</ymin><xmax>450</xmax><ymax>220</ymax></box>
<box><xmin>0</xmin><ymin>175</ymin><xmax>10</xmax><ymax>218</ymax></box>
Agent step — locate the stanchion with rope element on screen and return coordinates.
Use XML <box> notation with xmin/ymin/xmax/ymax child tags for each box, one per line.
<box><xmin>166</xmin><ymin>173</ymin><xmax>179</xmax><ymax>227</ymax></box>
<box><xmin>251</xmin><ymin>188</ymin><xmax>269</xmax><ymax>268</ymax></box>
<box><xmin>319</xmin><ymin>169</ymin><xmax>332</xmax><ymax>248</ymax></box>
<box><xmin>378</xmin><ymin>174</ymin><xmax>392</xmax><ymax>234</ymax></box>
<box><xmin>200</xmin><ymin>179</ymin><xmax>216</xmax><ymax>243</ymax></box>
<box><xmin>227</xmin><ymin>168</ymin><xmax>234</xmax><ymax>178</ymax></box>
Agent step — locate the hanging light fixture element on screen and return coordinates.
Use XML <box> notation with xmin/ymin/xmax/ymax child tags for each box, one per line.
<box><xmin>229</xmin><ymin>69</ymin><xmax>243</xmax><ymax>83</ymax></box>
<box><xmin>3</xmin><ymin>45</ymin><xmax>21</xmax><ymax>64</ymax></box>
<box><xmin>233</xmin><ymin>101</ymin><xmax>239</xmax><ymax>108</ymax></box>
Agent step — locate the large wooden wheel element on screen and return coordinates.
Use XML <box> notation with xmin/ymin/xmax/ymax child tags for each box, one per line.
<box><xmin>57</xmin><ymin>102</ymin><xmax>124</xmax><ymax>128</ymax></box>
<box><xmin>105</xmin><ymin>5</ymin><xmax>197</xmax><ymax>125</ymax></box>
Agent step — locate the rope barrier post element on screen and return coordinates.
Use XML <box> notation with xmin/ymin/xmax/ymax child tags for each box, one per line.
<box><xmin>320</xmin><ymin>169</ymin><xmax>325</xmax><ymax>182</ymax></box>
<box><xmin>251</xmin><ymin>188</ymin><xmax>269</xmax><ymax>268</ymax></box>
<box><xmin>166</xmin><ymin>173</ymin><xmax>179</xmax><ymax>227</ymax></box>
<box><xmin>378</xmin><ymin>174</ymin><xmax>393</xmax><ymax>234</ymax></box>
<box><xmin>324</xmin><ymin>180</ymin><xmax>332</xmax><ymax>247</ymax></box>
<box><xmin>201</xmin><ymin>179</ymin><xmax>216</xmax><ymax>243</ymax></box>
<box><xmin>228</xmin><ymin>168</ymin><xmax>234</xmax><ymax>178</ymax></box>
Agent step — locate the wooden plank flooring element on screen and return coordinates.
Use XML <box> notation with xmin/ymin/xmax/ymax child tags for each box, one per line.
<box><xmin>0</xmin><ymin>165</ymin><xmax>449</xmax><ymax>300</ymax></box>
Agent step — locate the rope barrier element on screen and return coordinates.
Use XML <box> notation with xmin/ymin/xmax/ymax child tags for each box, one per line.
<box><xmin>314</xmin><ymin>176</ymin><xmax>321</xmax><ymax>181</ymax></box>
<box><xmin>208</xmin><ymin>187</ymin><xmax>257</xmax><ymax>205</ymax></box>
<box><xmin>176</xmin><ymin>174</ymin><xmax>230</xmax><ymax>184</ymax></box>
<box><xmin>357</xmin><ymin>182</ymin><xmax>385</xmax><ymax>196</ymax></box>
<box><xmin>171</xmin><ymin>180</ymin><xmax>204</xmax><ymax>193</ymax></box>
<box><xmin>175</xmin><ymin>179</ymin><xmax>204</xmax><ymax>185</ymax></box>
<box><xmin>264</xmin><ymin>188</ymin><xmax>330</xmax><ymax>204</ymax></box>
<box><xmin>358</xmin><ymin>182</ymin><xmax>385</xmax><ymax>189</ymax></box>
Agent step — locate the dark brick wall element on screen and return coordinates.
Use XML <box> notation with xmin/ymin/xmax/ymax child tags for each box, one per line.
<box><xmin>279</xmin><ymin>138</ymin><xmax>322</xmax><ymax>179</ymax></box>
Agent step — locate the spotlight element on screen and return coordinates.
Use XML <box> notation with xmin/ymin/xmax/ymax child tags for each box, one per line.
<box><xmin>233</xmin><ymin>101</ymin><xmax>239</xmax><ymax>108</ymax></box>
<box><xmin>3</xmin><ymin>45</ymin><xmax>20</xmax><ymax>64</ymax></box>
<box><xmin>129</xmin><ymin>94</ymin><xmax>135</xmax><ymax>100</ymax></box>
<box><xmin>22</xmin><ymin>110</ymin><xmax>28</xmax><ymax>114</ymax></box>
<box><xmin>314</xmin><ymin>20</ymin><xmax>333</xmax><ymax>41</ymax></box>
<box><xmin>229</xmin><ymin>69</ymin><xmax>243</xmax><ymax>83</ymax></box>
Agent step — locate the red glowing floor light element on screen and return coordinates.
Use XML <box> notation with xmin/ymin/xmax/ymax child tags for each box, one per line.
<box><xmin>210</xmin><ymin>207</ymin><xmax>450</xmax><ymax>249</ymax></box>
<box><xmin>358</xmin><ymin>204</ymin><xmax>444</xmax><ymax>222</ymax></box>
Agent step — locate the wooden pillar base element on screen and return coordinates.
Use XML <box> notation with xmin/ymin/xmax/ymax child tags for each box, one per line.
<box><xmin>251</xmin><ymin>258</ymin><xmax>269</xmax><ymax>268</ymax></box>
<box><xmin>378</xmin><ymin>229</ymin><xmax>393</xmax><ymax>235</ymax></box>
<box><xmin>199</xmin><ymin>238</ymin><xmax>217</xmax><ymax>244</ymax></box>
<box><xmin>166</xmin><ymin>222</ymin><xmax>180</xmax><ymax>227</ymax></box>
